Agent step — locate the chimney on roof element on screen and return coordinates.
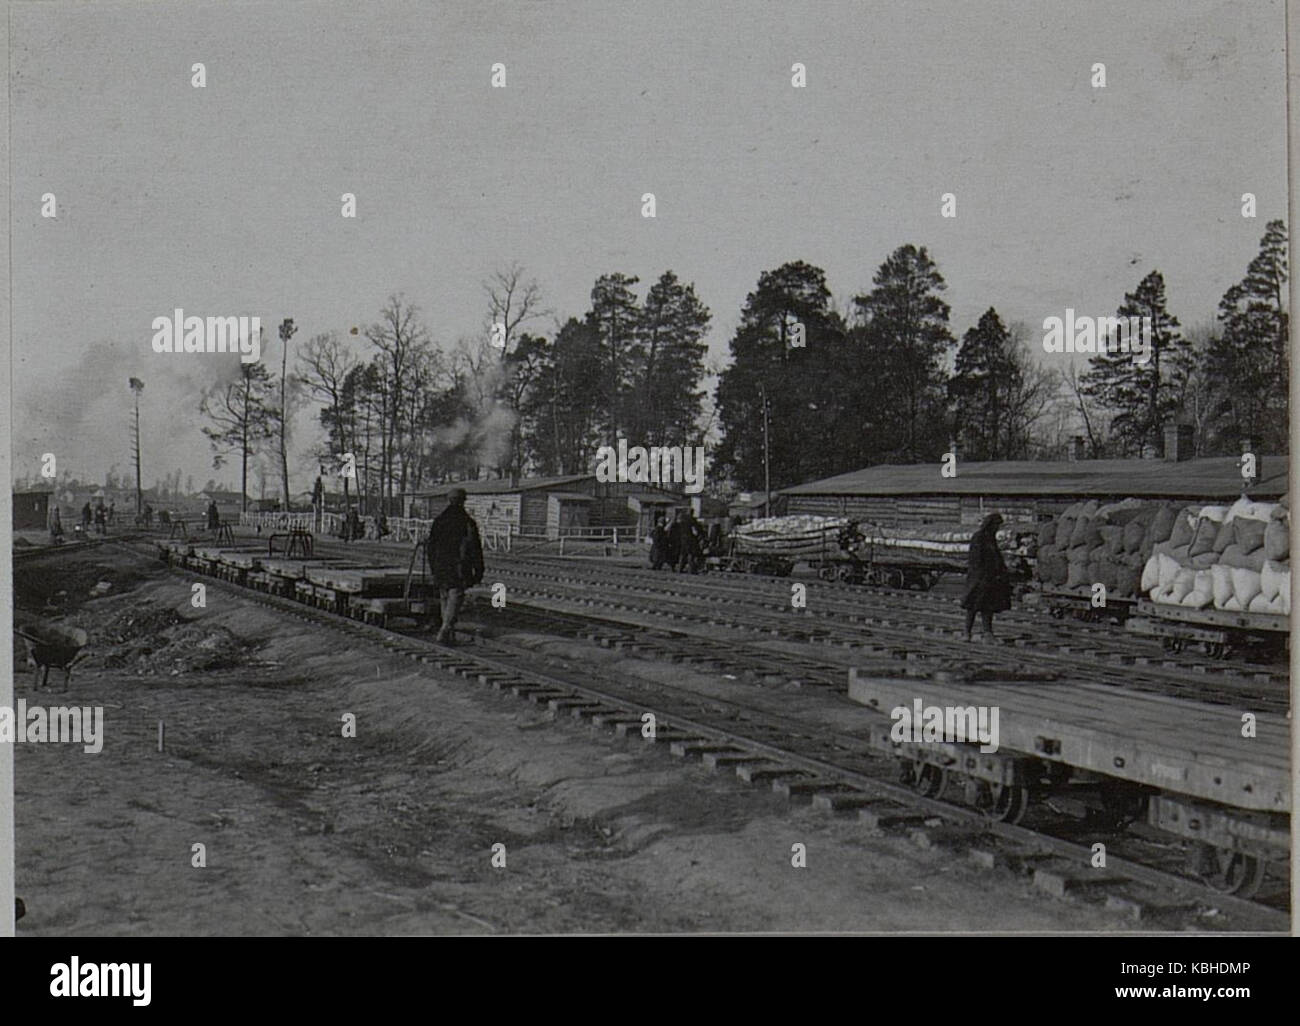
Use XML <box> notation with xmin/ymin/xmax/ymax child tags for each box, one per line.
<box><xmin>1162</xmin><ymin>423</ymin><xmax>1194</xmax><ymax>462</ymax></box>
<box><xmin>1069</xmin><ymin>436</ymin><xmax>1086</xmax><ymax>462</ymax></box>
<box><xmin>509</xmin><ymin>471</ymin><xmax>519</xmax><ymax>488</ymax></box>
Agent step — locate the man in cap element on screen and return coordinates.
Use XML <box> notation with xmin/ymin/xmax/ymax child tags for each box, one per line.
<box><xmin>426</xmin><ymin>487</ymin><xmax>485</xmax><ymax>645</ymax></box>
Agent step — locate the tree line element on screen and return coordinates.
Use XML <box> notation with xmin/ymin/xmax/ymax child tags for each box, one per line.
<box><xmin>194</xmin><ymin>221</ymin><xmax>1288</xmax><ymax>510</ymax></box>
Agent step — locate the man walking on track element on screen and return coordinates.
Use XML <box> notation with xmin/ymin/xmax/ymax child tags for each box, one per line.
<box><xmin>962</xmin><ymin>512</ymin><xmax>1011</xmax><ymax>641</ymax></box>
<box><xmin>426</xmin><ymin>487</ymin><xmax>485</xmax><ymax>646</ymax></box>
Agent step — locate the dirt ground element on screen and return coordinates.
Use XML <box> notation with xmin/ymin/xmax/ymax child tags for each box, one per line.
<box><xmin>12</xmin><ymin>547</ymin><xmax>1134</xmax><ymax>934</ymax></box>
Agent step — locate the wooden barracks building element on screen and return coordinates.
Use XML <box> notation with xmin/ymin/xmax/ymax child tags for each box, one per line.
<box><xmin>780</xmin><ymin>436</ymin><xmax>1287</xmax><ymax>528</ymax></box>
<box><xmin>406</xmin><ymin>475</ymin><xmax>684</xmax><ymax>539</ymax></box>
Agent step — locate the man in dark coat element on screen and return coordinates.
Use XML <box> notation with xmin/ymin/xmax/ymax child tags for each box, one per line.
<box><xmin>93</xmin><ymin>501</ymin><xmax>107</xmax><ymax>535</ymax></box>
<box><xmin>677</xmin><ymin>511</ymin><xmax>705</xmax><ymax>573</ymax></box>
<box><xmin>962</xmin><ymin>513</ymin><xmax>1011</xmax><ymax>640</ymax></box>
<box><xmin>81</xmin><ymin>502</ymin><xmax>93</xmax><ymax>531</ymax></box>
<box><xmin>649</xmin><ymin>512</ymin><xmax>670</xmax><ymax>569</ymax></box>
<box><xmin>206</xmin><ymin>500</ymin><xmax>221</xmax><ymax>531</ymax></box>
<box><xmin>666</xmin><ymin>510</ymin><xmax>690</xmax><ymax>572</ymax></box>
<box><xmin>426</xmin><ymin>488</ymin><xmax>484</xmax><ymax>646</ymax></box>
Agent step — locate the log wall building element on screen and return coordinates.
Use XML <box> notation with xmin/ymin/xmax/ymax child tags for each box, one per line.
<box><xmin>780</xmin><ymin>456</ymin><xmax>1288</xmax><ymax>527</ymax></box>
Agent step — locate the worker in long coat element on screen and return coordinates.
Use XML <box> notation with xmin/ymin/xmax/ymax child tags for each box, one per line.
<box><xmin>666</xmin><ymin>510</ymin><xmax>690</xmax><ymax>572</ymax></box>
<box><xmin>649</xmin><ymin>512</ymin><xmax>670</xmax><ymax>570</ymax></box>
<box><xmin>962</xmin><ymin>513</ymin><xmax>1011</xmax><ymax>640</ymax></box>
<box><xmin>426</xmin><ymin>488</ymin><xmax>485</xmax><ymax>646</ymax></box>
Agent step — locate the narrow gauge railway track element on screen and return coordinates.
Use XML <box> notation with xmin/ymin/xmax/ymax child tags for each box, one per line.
<box><xmin>114</xmin><ymin>538</ymin><xmax>1287</xmax><ymax>929</ymax></box>
<box><xmin>13</xmin><ymin>536</ymin><xmax>114</xmax><ymax>563</ymax></box>
<box><xmin>499</xmin><ymin>553</ymin><xmax>1289</xmax><ymax>683</ymax></box>
<box><xmin>479</xmin><ymin>562</ymin><xmax>1290</xmax><ymax>716</ymax></box>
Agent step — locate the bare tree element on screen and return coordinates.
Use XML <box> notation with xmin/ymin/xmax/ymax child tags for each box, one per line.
<box><xmin>297</xmin><ymin>331</ymin><xmax>360</xmax><ymax>507</ymax></box>
<box><xmin>1059</xmin><ymin>361</ymin><xmax>1112</xmax><ymax>458</ymax></box>
<box><xmin>483</xmin><ymin>262</ymin><xmax>549</xmax><ymax>362</ymax></box>
<box><xmin>365</xmin><ymin>295</ymin><xmax>432</xmax><ymax>509</ymax></box>
<box><xmin>1002</xmin><ymin>322</ymin><xmax>1061</xmax><ymax>458</ymax></box>
<box><xmin>199</xmin><ymin>359</ymin><xmax>275</xmax><ymax>513</ymax></box>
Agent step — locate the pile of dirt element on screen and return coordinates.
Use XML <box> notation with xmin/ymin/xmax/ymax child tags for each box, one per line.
<box><xmin>101</xmin><ymin>620</ymin><xmax>253</xmax><ymax>676</ymax></box>
<box><xmin>94</xmin><ymin>603</ymin><xmax>183</xmax><ymax>646</ymax></box>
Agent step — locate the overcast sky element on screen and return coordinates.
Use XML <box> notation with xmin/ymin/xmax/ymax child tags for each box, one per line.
<box><xmin>9</xmin><ymin>0</ymin><xmax>1289</xmax><ymax>490</ymax></box>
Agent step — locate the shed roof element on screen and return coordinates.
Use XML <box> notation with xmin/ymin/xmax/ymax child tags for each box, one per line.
<box><xmin>413</xmin><ymin>474</ymin><xmax>593</xmax><ymax>497</ymax></box>
<box><xmin>780</xmin><ymin>457</ymin><xmax>1287</xmax><ymax>500</ymax></box>
<box><xmin>548</xmin><ymin>491</ymin><xmax>595</xmax><ymax>502</ymax></box>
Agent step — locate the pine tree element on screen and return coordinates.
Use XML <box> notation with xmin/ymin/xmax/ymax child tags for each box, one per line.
<box><xmin>851</xmin><ymin>245</ymin><xmax>956</xmax><ymax>461</ymax></box>
<box><xmin>522</xmin><ymin>318</ymin><xmax>604</xmax><ymax>474</ymax></box>
<box><xmin>586</xmin><ymin>273</ymin><xmax>642</xmax><ymax>441</ymax></box>
<box><xmin>1081</xmin><ymin>269</ymin><xmax>1187</xmax><ymax>456</ymax></box>
<box><xmin>629</xmin><ymin>271</ymin><xmax>711</xmax><ymax>447</ymax></box>
<box><xmin>1206</xmin><ymin>219</ymin><xmax>1288</xmax><ymax>453</ymax></box>
<box><xmin>948</xmin><ymin>308</ymin><xmax>1021</xmax><ymax>460</ymax></box>
<box><xmin>714</xmin><ymin>261</ymin><xmax>848</xmax><ymax>490</ymax></box>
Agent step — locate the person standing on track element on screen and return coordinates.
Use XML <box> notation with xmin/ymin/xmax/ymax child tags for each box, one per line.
<box><xmin>649</xmin><ymin>511</ymin><xmax>670</xmax><ymax>570</ymax></box>
<box><xmin>426</xmin><ymin>487</ymin><xmax>485</xmax><ymax>646</ymax></box>
<box><xmin>666</xmin><ymin>509</ymin><xmax>689</xmax><ymax>572</ymax></box>
<box><xmin>93</xmin><ymin>501</ymin><xmax>107</xmax><ymax>536</ymax></box>
<box><xmin>962</xmin><ymin>512</ymin><xmax>1011</xmax><ymax>641</ymax></box>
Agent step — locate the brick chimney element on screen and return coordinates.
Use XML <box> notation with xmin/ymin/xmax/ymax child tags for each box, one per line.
<box><xmin>1069</xmin><ymin>435</ymin><xmax>1086</xmax><ymax>462</ymax></box>
<box><xmin>1162</xmin><ymin>423</ymin><xmax>1194</xmax><ymax>462</ymax></box>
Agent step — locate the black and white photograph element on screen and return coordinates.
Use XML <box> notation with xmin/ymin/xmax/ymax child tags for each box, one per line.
<box><xmin>2</xmin><ymin>0</ymin><xmax>1295</xmax><ymax>969</ymax></box>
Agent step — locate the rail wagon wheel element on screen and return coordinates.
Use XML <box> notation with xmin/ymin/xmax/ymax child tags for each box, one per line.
<box><xmin>987</xmin><ymin>782</ymin><xmax>1030</xmax><ymax>824</ymax></box>
<box><xmin>1200</xmin><ymin>847</ymin><xmax>1267</xmax><ymax>899</ymax></box>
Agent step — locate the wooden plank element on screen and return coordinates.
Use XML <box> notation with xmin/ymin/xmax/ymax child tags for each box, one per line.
<box><xmin>262</xmin><ymin>557</ymin><xmax>365</xmax><ymax>580</ymax></box>
<box><xmin>303</xmin><ymin>564</ymin><xmax>409</xmax><ymax>595</ymax></box>
<box><xmin>847</xmin><ymin>669</ymin><xmax>1288</xmax><ymax>812</ymax></box>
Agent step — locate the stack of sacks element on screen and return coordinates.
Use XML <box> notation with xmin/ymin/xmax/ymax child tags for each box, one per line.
<box><xmin>1033</xmin><ymin>498</ymin><xmax>1158</xmax><ymax>597</ymax></box>
<box><xmin>1140</xmin><ymin>495</ymin><xmax>1289</xmax><ymax>615</ymax></box>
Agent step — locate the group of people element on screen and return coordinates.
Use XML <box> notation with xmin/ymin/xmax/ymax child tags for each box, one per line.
<box><xmin>79</xmin><ymin>500</ymin><xmax>112</xmax><ymax>535</ymax></box>
<box><xmin>648</xmin><ymin>509</ymin><xmax>721</xmax><ymax>573</ymax></box>
<box><xmin>335</xmin><ymin>508</ymin><xmax>390</xmax><ymax>543</ymax></box>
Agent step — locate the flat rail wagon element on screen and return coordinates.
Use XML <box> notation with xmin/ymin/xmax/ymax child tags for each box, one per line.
<box><xmin>847</xmin><ymin>667</ymin><xmax>1288</xmax><ymax>897</ymax></box>
<box><xmin>1126</xmin><ymin>599</ymin><xmax>1289</xmax><ymax>659</ymax></box>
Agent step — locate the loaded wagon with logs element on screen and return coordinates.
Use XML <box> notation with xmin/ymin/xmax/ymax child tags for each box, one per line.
<box><xmin>721</xmin><ymin>515</ymin><xmax>1031</xmax><ymax>589</ymax></box>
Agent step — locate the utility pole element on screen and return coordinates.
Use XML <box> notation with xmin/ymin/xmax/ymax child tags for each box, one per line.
<box><xmin>278</xmin><ymin>318</ymin><xmax>297</xmax><ymax>512</ymax></box>
<box><xmin>129</xmin><ymin>378</ymin><xmax>145</xmax><ymax>514</ymax></box>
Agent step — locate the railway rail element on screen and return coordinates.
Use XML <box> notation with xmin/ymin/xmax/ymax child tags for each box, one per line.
<box><xmin>40</xmin><ymin>533</ymin><xmax>1284</xmax><ymax>928</ymax></box>
<box><xmin>479</xmin><ymin>558</ymin><xmax>1289</xmax><ymax>715</ymax></box>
